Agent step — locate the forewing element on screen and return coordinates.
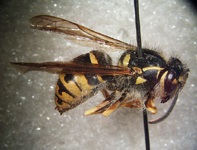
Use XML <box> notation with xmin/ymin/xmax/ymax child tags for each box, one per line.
<box><xmin>29</xmin><ymin>15</ymin><xmax>136</xmax><ymax>50</ymax></box>
<box><xmin>11</xmin><ymin>62</ymin><xmax>131</xmax><ymax>75</ymax></box>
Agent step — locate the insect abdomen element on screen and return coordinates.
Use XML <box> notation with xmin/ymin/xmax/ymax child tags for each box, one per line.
<box><xmin>55</xmin><ymin>51</ymin><xmax>112</xmax><ymax>114</ymax></box>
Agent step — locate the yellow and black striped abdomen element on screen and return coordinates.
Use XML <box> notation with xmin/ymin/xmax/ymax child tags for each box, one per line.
<box><xmin>55</xmin><ymin>51</ymin><xmax>112</xmax><ymax>114</ymax></box>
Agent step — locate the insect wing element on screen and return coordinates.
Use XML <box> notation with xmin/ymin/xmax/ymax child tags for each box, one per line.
<box><xmin>11</xmin><ymin>62</ymin><xmax>131</xmax><ymax>75</ymax></box>
<box><xmin>29</xmin><ymin>15</ymin><xmax>136</xmax><ymax>50</ymax></box>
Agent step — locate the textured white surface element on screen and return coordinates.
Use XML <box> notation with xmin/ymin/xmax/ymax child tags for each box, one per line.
<box><xmin>1</xmin><ymin>0</ymin><xmax>197</xmax><ymax>150</ymax></box>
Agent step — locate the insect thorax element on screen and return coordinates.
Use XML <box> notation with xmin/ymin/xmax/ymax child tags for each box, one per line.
<box><xmin>111</xmin><ymin>49</ymin><xmax>167</xmax><ymax>91</ymax></box>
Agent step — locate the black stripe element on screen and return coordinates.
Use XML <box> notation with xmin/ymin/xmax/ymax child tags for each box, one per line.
<box><xmin>64</xmin><ymin>74</ymin><xmax>74</xmax><ymax>82</ymax></box>
<box><xmin>73</xmin><ymin>80</ymin><xmax>83</xmax><ymax>91</ymax></box>
<box><xmin>64</xmin><ymin>74</ymin><xmax>82</xmax><ymax>91</ymax></box>
<box><xmin>72</xmin><ymin>50</ymin><xmax>112</xmax><ymax>66</ymax></box>
<box><xmin>55</xmin><ymin>94</ymin><xmax>64</xmax><ymax>105</ymax></box>
<box><xmin>57</xmin><ymin>79</ymin><xmax>76</xmax><ymax>98</ymax></box>
<box><xmin>73</xmin><ymin>53</ymin><xmax>91</xmax><ymax>64</ymax></box>
<box><xmin>90</xmin><ymin>51</ymin><xmax>112</xmax><ymax>65</ymax></box>
<box><xmin>84</xmin><ymin>74</ymin><xmax>100</xmax><ymax>86</ymax></box>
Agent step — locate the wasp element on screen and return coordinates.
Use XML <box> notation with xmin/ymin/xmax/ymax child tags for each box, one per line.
<box><xmin>11</xmin><ymin>14</ymin><xmax>189</xmax><ymax>124</ymax></box>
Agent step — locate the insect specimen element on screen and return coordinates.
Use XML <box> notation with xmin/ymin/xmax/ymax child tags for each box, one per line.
<box><xmin>11</xmin><ymin>4</ymin><xmax>189</xmax><ymax>125</ymax></box>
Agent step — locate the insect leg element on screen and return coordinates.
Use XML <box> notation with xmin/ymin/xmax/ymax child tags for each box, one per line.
<box><xmin>121</xmin><ymin>99</ymin><xmax>142</xmax><ymax>108</ymax></box>
<box><xmin>101</xmin><ymin>92</ymin><xmax>127</xmax><ymax>116</ymax></box>
<box><xmin>101</xmin><ymin>89</ymin><xmax>110</xmax><ymax>98</ymax></box>
<box><xmin>84</xmin><ymin>91</ymin><xmax>117</xmax><ymax>116</ymax></box>
<box><xmin>148</xmin><ymin>85</ymin><xmax>181</xmax><ymax>124</ymax></box>
<box><xmin>145</xmin><ymin>94</ymin><xmax>157</xmax><ymax>114</ymax></box>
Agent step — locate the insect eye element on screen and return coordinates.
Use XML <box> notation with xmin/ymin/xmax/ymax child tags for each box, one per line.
<box><xmin>162</xmin><ymin>71</ymin><xmax>178</xmax><ymax>103</ymax></box>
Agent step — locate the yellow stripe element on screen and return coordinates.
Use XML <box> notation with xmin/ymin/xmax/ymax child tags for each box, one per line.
<box><xmin>89</xmin><ymin>53</ymin><xmax>104</xmax><ymax>83</ymax></box>
<box><xmin>142</xmin><ymin>66</ymin><xmax>164</xmax><ymax>72</ymax></box>
<box><xmin>97</xmin><ymin>75</ymin><xmax>104</xmax><ymax>83</ymax></box>
<box><xmin>60</xmin><ymin>74</ymin><xmax>81</xmax><ymax>97</ymax></box>
<box><xmin>156</xmin><ymin>70</ymin><xmax>161</xmax><ymax>79</ymax></box>
<box><xmin>142</xmin><ymin>66</ymin><xmax>164</xmax><ymax>80</ymax></box>
<box><xmin>122</xmin><ymin>54</ymin><xmax>130</xmax><ymax>67</ymax></box>
<box><xmin>74</xmin><ymin>75</ymin><xmax>94</xmax><ymax>91</ymax></box>
<box><xmin>135</xmin><ymin>77</ymin><xmax>147</xmax><ymax>84</ymax></box>
<box><xmin>160</xmin><ymin>71</ymin><xmax>168</xmax><ymax>87</ymax></box>
<box><xmin>56</xmin><ymin>74</ymin><xmax>96</xmax><ymax>103</ymax></box>
<box><xmin>55</xmin><ymin>85</ymin><xmax>74</xmax><ymax>102</ymax></box>
<box><xmin>89</xmin><ymin>52</ymin><xmax>98</xmax><ymax>64</ymax></box>
<box><xmin>55</xmin><ymin>96</ymin><xmax>71</xmax><ymax>110</ymax></box>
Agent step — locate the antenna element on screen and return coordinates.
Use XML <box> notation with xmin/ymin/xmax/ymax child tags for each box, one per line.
<box><xmin>133</xmin><ymin>0</ymin><xmax>150</xmax><ymax>150</ymax></box>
